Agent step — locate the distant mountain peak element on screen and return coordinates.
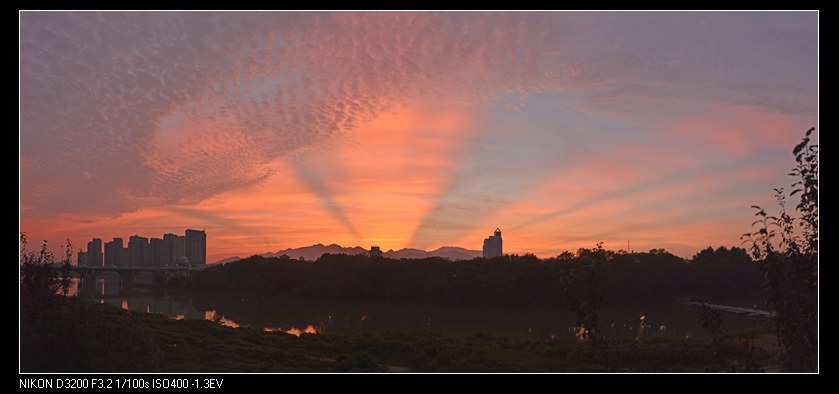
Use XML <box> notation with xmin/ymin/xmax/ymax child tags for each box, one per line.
<box><xmin>217</xmin><ymin>243</ymin><xmax>482</xmax><ymax>264</ymax></box>
<box><xmin>210</xmin><ymin>256</ymin><xmax>242</xmax><ymax>265</ymax></box>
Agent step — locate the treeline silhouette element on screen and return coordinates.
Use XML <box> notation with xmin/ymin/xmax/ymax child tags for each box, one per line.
<box><xmin>741</xmin><ymin>127</ymin><xmax>818</xmax><ymax>372</ymax></box>
<box><xmin>192</xmin><ymin>246</ymin><xmax>762</xmax><ymax>306</ymax></box>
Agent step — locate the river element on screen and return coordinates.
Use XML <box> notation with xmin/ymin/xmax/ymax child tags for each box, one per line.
<box><xmin>69</xmin><ymin>275</ymin><xmax>768</xmax><ymax>340</ymax></box>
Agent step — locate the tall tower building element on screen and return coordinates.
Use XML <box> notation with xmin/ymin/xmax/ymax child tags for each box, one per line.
<box><xmin>87</xmin><ymin>238</ymin><xmax>103</xmax><ymax>267</ymax></box>
<box><xmin>128</xmin><ymin>235</ymin><xmax>149</xmax><ymax>267</ymax></box>
<box><xmin>118</xmin><ymin>244</ymin><xmax>129</xmax><ymax>267</ymax></box>
<box><xmin>174</xmin><ymin>235</ymin><xmax>185</xmax><ymax>264</ymax></box>
<box><xmin>149</xmin><ymin>238</ymin><xmax>164</xmax><ymax>268</ymax></box>
<box><xmin>482</xmin><ymin>228</ymin><xmax>503</xmax><ymax>259</ymax></box>
<box><xmin>104</xmin><ymin>237</ymin><xmax>124</xmax><ymax>267</ymax></box>
<box><xmin>185</xmin><ymin>229</ymin><xmax>206</xmax><ymax>266</ymax></box>
<box><xmin>162</xmin><ymin>233</ymin><xmax>179</xmax><ymax>268</ymax></box>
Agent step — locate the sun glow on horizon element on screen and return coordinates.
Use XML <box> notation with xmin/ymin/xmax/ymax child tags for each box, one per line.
<box><xmin>20</xmin><ymin>12</ymin><xmax>817</xmax><ymax>262</ymax></box>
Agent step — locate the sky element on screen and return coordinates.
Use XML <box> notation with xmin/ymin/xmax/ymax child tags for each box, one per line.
<box><xmin>20</xmin><ymin>11</ymin><xmax>818</xmax><ymax>262</ymax></box>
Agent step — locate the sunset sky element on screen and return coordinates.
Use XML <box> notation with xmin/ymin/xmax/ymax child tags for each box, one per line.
<box><xmin>20</xmin><ymin>11</ymin><xmax>818</xmax><ymax>262</ymax></box>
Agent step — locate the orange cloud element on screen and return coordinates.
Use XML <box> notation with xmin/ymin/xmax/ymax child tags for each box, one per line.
<box><xmin>20</xmin><ymin>13</ymin><xmax>817</xmax><ymax>262</ymax></box>
<box><xmin>673</xmin><ymin>104</ymin><xmax>808</xmax><ymax>155</ymax></box>
<box><xmin>285</xmin><ymin>104</ymin><xmax>478</xmax><ymax>252</ymax></box>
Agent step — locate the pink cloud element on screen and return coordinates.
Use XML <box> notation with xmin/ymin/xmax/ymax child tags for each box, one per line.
<box><xmin>20</xmin><ymin>12</ymin><xmax>817</xmax><ymax>260</ymax></box>
<box><xmin>672</xmin><ymin>104</ymin><xmax>811</xmax><ymax>155</ymax></box>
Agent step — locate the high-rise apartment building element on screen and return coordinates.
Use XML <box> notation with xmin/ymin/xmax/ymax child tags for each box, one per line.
<box><xmin>482</xmin><ymin>228</ymin><xmax>503</xmax><ymax>259</ymax></box>
<box><xmin>185</xmin><ymin>229</ymin><xmax>206</xmax><ymax>266</ymax></box>
<box><xmin>87</xmin><ymin>238</ymin><xmax>103</xmax><ymax>267</ymax></box>
<box><xmin>128</xmin><ymin>235</ymin><xmax>149</xmax><ymax>267</ymax></box>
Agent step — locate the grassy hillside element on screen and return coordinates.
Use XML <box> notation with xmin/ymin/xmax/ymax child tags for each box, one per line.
<box><xmin>21</xmin><ymin>298</ymin><xmax>768</xmax><ymax>372</ymax></box>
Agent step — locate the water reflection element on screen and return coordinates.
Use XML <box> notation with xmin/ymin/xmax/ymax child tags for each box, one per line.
<box><xmin>70</xmin><ymin>276</ymin><xmax>764</xmax><ymax>340</ymax></box>
<box><xmin>74</xmin><ymin>276</ymin><xmax>206</xmax><ymax>321</ymax></box>
<box><xmin>264</xmin><ymin>325</ymin><xmax>319</xmax><ymax>337</ymax></box>
<box><xmin>204</xmin><ymin>310</ymin><xmax>240</xmax><ymax>328</ymax></box>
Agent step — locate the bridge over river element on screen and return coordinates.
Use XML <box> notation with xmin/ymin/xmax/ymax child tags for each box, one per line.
<box><xmin>56</xmin><ymin>265</ymin><xmax>198</xmax><ymax>288</ymax></box>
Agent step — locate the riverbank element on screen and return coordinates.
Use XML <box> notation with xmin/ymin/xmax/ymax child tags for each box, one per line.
<box><xmin>21</xmin><ymin>298</ymin><xmax>771</xmax><ymax>372</ymax></box>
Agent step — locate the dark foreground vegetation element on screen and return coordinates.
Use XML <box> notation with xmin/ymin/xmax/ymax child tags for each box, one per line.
<box><xmin>21</xmin><ymin>298</ymin><xmax>767</xmax><ymax>372</ymax></box>
<box><xmin>741</xmin><ymin>128</ymin><xmax>818</xmax><ymax>372</ymax></box>
<box><xmin>193</xmin><ymin>246</ymin><xmax>762</xmax><ymax>306</ymax></box>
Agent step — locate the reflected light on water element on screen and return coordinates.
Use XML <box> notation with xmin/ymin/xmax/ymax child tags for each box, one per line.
<box><xmin>200</xmin><ymin>309</ymin><xmax>316</xmax><ymax>334</ymax></box>
<box><xmin>264</xmin><ymin>325</ymin><xmax>319</xmax><ymax>337</ymax></box>
<box><xmin>204</xmin><ymin>310</ymin><xmax>240</xmax><ymax>328</ymax></box>
<box><xmin>68</xmin><ymin>275</ymin><xmax>765</xmax><ymax>340</ymax></box>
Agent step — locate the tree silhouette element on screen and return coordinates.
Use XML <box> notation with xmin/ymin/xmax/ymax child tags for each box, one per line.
<box><xmin>742</xmin><ymin>127</ymin><xmax>818</xmax><ymax>372</ymax></box>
